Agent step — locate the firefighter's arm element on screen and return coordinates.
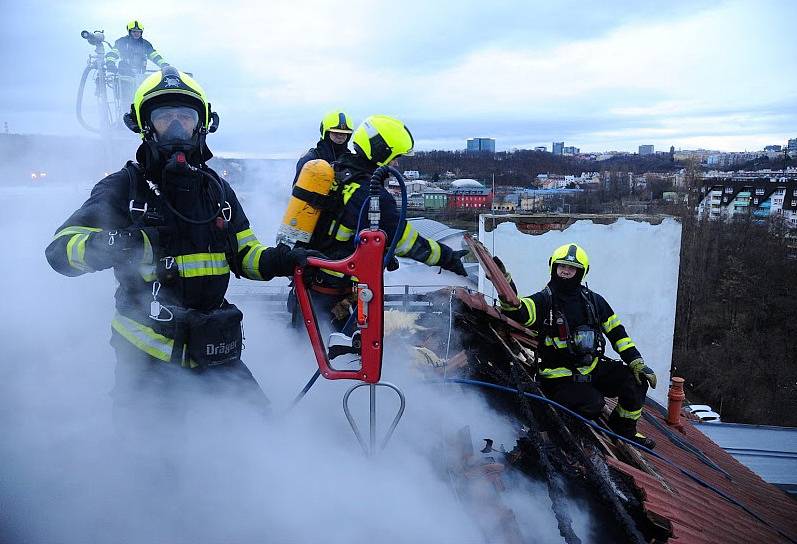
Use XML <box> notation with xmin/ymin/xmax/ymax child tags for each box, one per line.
<box><xmin>501</xmin><ymin>290</ymin><xmax>549</xmax><ymax>328</ymax></box>
<box><xmin>145</xmin><ymin>40</ymin><xmax>168</xmax><ymax>67</ymax></box>
<box><xmin>595</xmin><ymin>294</ymin><xmax>642</xmax><ymax>363</ymax></box>
<box><xmin>45</xmin><ymin>175</ymin><xmax>153</xmax><ymax>277</ymax></box>
<box><xmin>373</xmin><ymin>188</ymin><xmax>463</xmax><ymax>271</ymax></box>
<box><xmin>227</xmin><ymin>183</ymin><xmax>313</xmax><ymax>280</ymax></box>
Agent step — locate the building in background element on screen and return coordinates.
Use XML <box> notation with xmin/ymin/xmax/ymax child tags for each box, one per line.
<box><xmin>639</xmin><ymin>145</ymin><xmax>654</xmax><ymax>155</ymax></box>
<box><xmin>534</xmin><ymin>145</ymin><xmax>547</xmax><ymax>152</ymax></box>
<box><xmin>563</xmin><ymin>145</ymin><xmax>580</xmax><ymax>156</ymax></box>
<box><xmin>552</xmin><ymin>141</ymin><xmax>564</xmax><ymax>156</ymax></box>
<box><xmin>764</xmin><ymin>145</ymin><xmax>782</xmax><ymax>153</ymax></box>
<box><xmin>449</xmin><ymin>179</ymin><xmax>492</xmax><ymax>209</ymax></box>
<box><xmin>422</xmin><ymin>187</ymin><xmax>448</xmax><ymax>210</ymax></box>
<box><xmin>788</xmin><ymin>138</ymin><xmax>797</xmax><ymax>154</ymax></box>
<box><xmin>466</xmin><ymin>137</ymin><xmax>496</xmax><ymax>153</ymax></box>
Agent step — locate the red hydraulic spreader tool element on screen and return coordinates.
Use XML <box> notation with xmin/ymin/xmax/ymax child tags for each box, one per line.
<box><xmin>293</xmin><ymin>230</ymin><xmax>385</xmax><ymax>383</ymax></box>
<box><xmin>291</xmin><ymin>165</ymin><xmax>407</xmax><ymax>456</ymax></box>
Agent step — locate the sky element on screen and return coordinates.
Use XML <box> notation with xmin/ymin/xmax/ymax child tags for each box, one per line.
<box><xmin>1</xmin><ymin>0</ymin><xmax>796</xmax><ymax>157</ymax></box>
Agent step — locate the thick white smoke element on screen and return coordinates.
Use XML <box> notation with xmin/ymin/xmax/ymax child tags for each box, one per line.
<box><xmin>0</xmin><ymin>153</ymin><xmax>596</xmax><ymax>543</ymax></box>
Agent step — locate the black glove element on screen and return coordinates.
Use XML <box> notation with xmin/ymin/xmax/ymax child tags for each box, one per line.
<box><xmin>439</xmin><ymin>249</ymin><xmax>469</xmax><ymax>277</ymax></box>
<box><xmin>271</xmin><ymin>243</ymin><xmax>326</xmax><ymax>277</ymax></box>
<box><xmin>105</xmin><ymin>60</ymin><xmax>117</xmax><ymax>73</ymax></box>
<box><xmin>386</xmin><ymin>256</ymin><xmax>400</xmax><ymax>272</ymax></box>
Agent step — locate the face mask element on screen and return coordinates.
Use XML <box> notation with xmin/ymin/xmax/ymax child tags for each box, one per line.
<box><xmin>150</xmin><ymin>105</ymin><xmax>199</xmax><ymax>145</ymax></box>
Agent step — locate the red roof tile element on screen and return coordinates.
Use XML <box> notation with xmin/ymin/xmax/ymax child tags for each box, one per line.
<box><xmin>608</xmin><ymin>405</ymin><xmax>797</xmax><ymax>543</ymax></box>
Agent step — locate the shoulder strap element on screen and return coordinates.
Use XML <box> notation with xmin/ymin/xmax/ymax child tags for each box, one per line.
<box><xmin>125</xmin><ymin>161</ymin><xmax>150</xmax><ymax>225</ymax></box>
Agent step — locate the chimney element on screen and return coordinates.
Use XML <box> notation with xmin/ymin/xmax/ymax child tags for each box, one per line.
<box><xmin>667</xmin><ymin>377</ymin><xmax>685</xmax><ymax>427</ymax></box>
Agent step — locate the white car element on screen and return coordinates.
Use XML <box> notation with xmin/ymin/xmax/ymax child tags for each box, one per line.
<box><xmin>684</xmin><ymin>404</ymin><xmax>722</xmax><ymax>423</ymax></box>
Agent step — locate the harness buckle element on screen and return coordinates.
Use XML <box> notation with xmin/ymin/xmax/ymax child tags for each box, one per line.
<box><xmin>573</xmin><ymin>373</ymin><xmax>592</xmax><ymax>383</ymax></box>
<box><xmin>129</xmin><ymin>199</ymin><xmax>148</xmax><ymax>217</ymax></box>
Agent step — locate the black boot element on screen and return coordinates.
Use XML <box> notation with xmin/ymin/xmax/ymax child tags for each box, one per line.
<box><xmin>608</xmin><ymin>410</ymin><xmax>655</xmax><ymax>449</ymax></box>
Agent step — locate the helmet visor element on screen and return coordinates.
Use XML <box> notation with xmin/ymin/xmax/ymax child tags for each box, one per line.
<box><xmin>150</xmin><ymin>105</ymin><xmax>199</xmax><ymax>142</ymax></box>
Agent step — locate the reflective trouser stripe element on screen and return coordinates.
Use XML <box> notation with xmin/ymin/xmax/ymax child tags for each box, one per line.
<box><xmin>175</xmin><ymin>253</ymin><xmax>229</xmax><ymax>278</ymax></box>
<box><xmin>335</xmin><ymin>224</ymin><xmax>354</xmax><ymax>242</ymax></box>
<box><xmin>521</xmin><ymin>297</ymin><xmax>536</xmax><ymax>326</ymax></box>
<box><xmin>615</xmin><ymin>337</ymin><xmax>636</xmax><ymax>352</ymax></box>
<box><xmin>424</xmin><ymin>239</ymin><xmax>441</xmax><ymax>265</ymax></box>
<box><xmin>242</xmin><ymin>244</ymin><xmax>268</xmax><ymax>280</ymax></box>
<box><xmin>614</xmin><ymin>405</ymin><xmax>643</xmax><ymax>420</ymax></box>
<box><xmin>602</xmin><ymin>313</ymin><xmax>621</xmax><ymax>333</ymax></box>
<box><xmin>395</xmin><ymin>224</ymin><xmax>419</xmax><ymax>256</ymax></box>
<box><xmin>112</xmin><ymin>313</ymin><xmax>174</xmax><ymax>362</ymax></box>
<box><xmin>112</xmin><ymin>313</ymin><xmax>197</xmax><ymax>368</ymax></box>
<box><xmin>538</xmin><ymin>357</ymin><xmax>598</xmax><ymax>379</ymax></box>
<box><xmin>235</xmin><ymin>228</ymin><xmax>258</xmax><ymax>251</ymax></box>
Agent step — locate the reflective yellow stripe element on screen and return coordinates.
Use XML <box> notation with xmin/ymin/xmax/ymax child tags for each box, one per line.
<box><xmin>335</xmin><ymin>224</ymin><xmax>354</xmax><ymax>242</ymax></box>
<box><xmin>235</xmin><ymin>228</ymin><xmax>258</xmax><ymax>251</ymax></box>
<box><xmin>395</xmin><ymin>224</ymin><xmax>419</xmax><ymax>256</ymax></box>
<box><xmin>521</xmin><ymin>297</ymin><xmax>536</xmax><ymax>326</ymax></box>
<box><xmin>545</xmin><ymin>336</ymin><xmax>568</xmax><ymax>349</ymax></box>
<box><xmin>175</xmin><ymin>253</ymin><xmax>229</xmax><ymax>278</ymax></box>
<box><xmin>615</xmin><ymin>405</ymin><xmax>643</xmax><ymax>420</ymax></box>
<box><xmin>141</xmin><ymin>230</ymin><xmax>153</xmax><ymax>265</ymax></box>
<box><xmin>54</xmin><ymin>226</ymin><xmax>102</xmax><ymax>239</ymax></box>
<box><xmin>242</xmin><ymin>244</ymin><xmax>267</xmax><ymax>280</ymax></box>
<box><xmin>615</xmin><ymin>337</ymin><xmax>636</xmax><ymax>352</ymax></box>
<box><xmin>538</xmin><ymin>367</ymin><xmax>573</xmax><ymax>378</ymax></box>
<box><xmin>111</xmin><ymin>313</ymin><xmax>197</xmax><ymax>368</ymax></box>
<box><xmin>320</xmin><ymin>268</ymin><xmax>345</xmax><ymax>278</ymax></box>
<box><xmin>341</xmin><ymin>182</ymin><xmax>361</xmax><ymax>204</ymax></box>
<box><xmin>424</xmin><ymin>239</ymin><xmax>441</xmax><ymax>265</ymax></box>
<box><xmin>66</xmin><ymin>233</ymin><xmax>92</xmax><ymax>272</ymax></box>
<box><xmin>577</xmin><ymin>357</ymin><xmax>598</xmax><ymax>375</ymax></box>
<box><xmin>602</xmin><ymin>313</ymin><xmax>621</xmax><ymax>333</ymax></box>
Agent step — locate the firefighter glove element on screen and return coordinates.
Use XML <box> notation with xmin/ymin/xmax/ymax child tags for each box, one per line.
<box><xmin>440</xmin><ymin>249</ymin><xmax>469</xmax><ymax>276</ymax></box>
<box><xmin>629</xmin><ymin>358</ymin><xmax>657</xmax><ymax>389</ymax></box>
<box><xmin>272</xmin><ymin>243</ymin><xmax>326</xmax><ymax>277</ymax></box>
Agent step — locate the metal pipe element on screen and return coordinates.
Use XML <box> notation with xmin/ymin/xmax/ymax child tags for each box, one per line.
<box><xmin>667</xmin><ymin>377</ymin><xmax>685</xmax><ymax>427</ymax></box>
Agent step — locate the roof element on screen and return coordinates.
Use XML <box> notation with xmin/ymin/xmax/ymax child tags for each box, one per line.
<box><xmin>407</xmin><ymin>217</ymin><xmax>465</xmax><ymax>244</ymax></box>
<box><xmin>451</xmin><ymin>178</ymin><xmax>484</xmax><ymax>188</ymax></box>
<box><xmin>607</xmin><ymin>399</ymin><xmax>797</xmax><ymax>543</ymax></box>
<box><xmin>695</xmin><ymin>422</ymin><xmax>797</xmax><ymax>493</ymax></box>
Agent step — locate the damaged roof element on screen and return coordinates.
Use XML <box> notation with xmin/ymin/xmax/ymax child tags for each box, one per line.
<box><xmin>449</xmin><ymin>287</ymin><xmax>797</xmax><ymax>543</ymax></box>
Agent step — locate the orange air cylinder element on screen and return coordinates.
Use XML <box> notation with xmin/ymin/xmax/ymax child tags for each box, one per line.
<box><xmin>276</xmin><ymin>159</ymin><xmax>335</xmax><ymax>247</ymax></box>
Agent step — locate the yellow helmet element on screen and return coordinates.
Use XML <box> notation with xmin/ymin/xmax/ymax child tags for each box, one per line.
<box><xmin>126</xmin><ymin>20</ymin><xmax>144</xmax><ymax>32</ymax></box>
<box><xmin>549</xmin><ymin>243</ymin><xmax>590</xmax><ymax>278</ymax></box>
<box><xmin>127</xmin><ymin>66</ymin><xmax>216</xmax><ymax>137</ymax></box>
<box><xmin>320</xmin><ymin>110</ymin><xmax>353</xmax><ymax>137</ymax></box>
<box><xmin>352</xmin><ymin>115</ymin><xmax>414</xmax><ymax>166</ymax></box>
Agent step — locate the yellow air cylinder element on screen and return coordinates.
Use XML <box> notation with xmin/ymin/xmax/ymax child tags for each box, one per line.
<box><xmin>276</xmin><ymin>159</ymin><xmax>335</xmax><ymax>247</ymax></box>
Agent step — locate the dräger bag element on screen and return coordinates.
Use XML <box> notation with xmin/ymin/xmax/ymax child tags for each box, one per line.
<box><xmin>178</xmin><ymin>302</ymin><xmax>244</xmax><ymax>367</ymax></box>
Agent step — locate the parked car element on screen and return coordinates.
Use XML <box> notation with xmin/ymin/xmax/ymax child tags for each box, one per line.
<box><xmin>684</xmin><ymin>404</ymin><xmax>722</xmax><ymax>423</ymax></box>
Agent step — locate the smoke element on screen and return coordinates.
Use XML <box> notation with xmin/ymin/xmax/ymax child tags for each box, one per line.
<box><xmin>0</xmin><ymin>155</ymin><xmax>599</xmax><ymax>544</ymax></box>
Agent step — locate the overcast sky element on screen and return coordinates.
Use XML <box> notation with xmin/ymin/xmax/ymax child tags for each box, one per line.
<box><xmin>2</xmin><ymin>0</ymin><xmax>796</xmax><ymax>157</ymax></box>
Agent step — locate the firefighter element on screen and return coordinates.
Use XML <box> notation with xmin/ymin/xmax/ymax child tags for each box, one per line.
<box><xmin>498</xmin><ymin>244</ymin><xmax>658</xmax><ymax>448</ymax></box>
<box><xmin>293</xmin><ymin>110</ymin><xmax>354</xmax><ymax>185</ymax></box>
<box><xmin>297</xmin><ymin>114</ymin><xmax>468</xmax><ymax>335</ymax></box>
<box><xmin>45</xmin><ymin>67</ymin><xmax>317</xmax><ymax>427</ymax></box>
<box><xmin>105</xmin><ymin>20</ymin><xmax>169</xmax><ymax>106</ymax></box>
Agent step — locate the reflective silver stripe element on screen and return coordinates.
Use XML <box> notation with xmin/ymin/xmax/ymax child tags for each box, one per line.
<box><xmin>615</xmin><ymin>337</ymin><xmax>636</xmax><ymax>352</ymax></box>
<box><xmin>66</xmin><ymin>233</ymin><xmax>92</xmax><ymax>272</ymax></box>
<box><xmin>236</xmin><ymin>228</ymin><xmax>258</xmax><ymax>251</ymax></box>
<box><xmin>243</xmin><ymin>245</ymin><xmax>267</xmax><ymax>280</ymax></box>
<box><xmin>424</xmin><ymin>239</ymin><xmax>441</xmax><ymax>265</ymax></box>
<box><xmin>335</xmin><ymin>224</ymin><xmax>354</xmax><ymax>242</ymax></box>
<box><xmin>141</xmin><ymin>230</ymin><xmax>153</xmax><ymax>265</ymax></box>
<box><xmin>538</xmin><ymin>367</ymin><xmax>573</xmax><ymax>378</ymax></box>
<box><xmin>395</xmin><ymin>224</ymin><xmax>419</xmax><ymax>256</ymax></box>
<box><xmin>111</xmin><ymin>313</ymin><xmax>173</xmax><ymax>362</ymax></box>
<box><xmin>175</xmin><ymin>253</ymin><xmax>229</xmax><ymax>278</ymax></box>
<box><xmin>602</xmin><ymin>314</ymin><xmax>621</xmax><ymax>333</ymax></box>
